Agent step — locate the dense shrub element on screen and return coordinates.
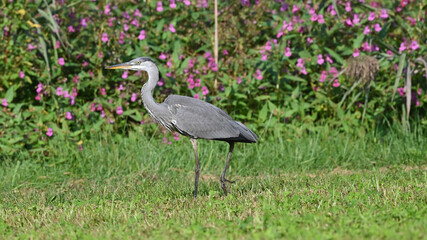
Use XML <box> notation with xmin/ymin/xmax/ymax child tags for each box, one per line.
<box><xmin>0</xmin><ymin>0</ymin><xmax>426</xmax><ymax>155</ymax></box>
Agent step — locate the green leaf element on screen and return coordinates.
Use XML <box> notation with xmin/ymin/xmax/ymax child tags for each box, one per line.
<box><xmin>353</xmin><ymin>33</ymin><xmax>364</xmax><ymax>49</ymax></box>
<box><xmin>391</xmin><ymin>53</ymin><xmax>406</xmax><ymax>102</ymax></box>
<box><xmin>259</xmin><ymin>103</ymin><xmax>268</xmax><ymax>122</ymax></box>
<box><xmin>5</xmin><ymin>86</ymin><xmax>16</xmax><ymax>102</ymax></box>
<box><xmin>298</xmin><ymin>50</ymin><xmax>312</xmax><ymax>59</ymax></box>
<box><xmin>284</xmin><ymin>75</ymin><xmax>306</xmax><ymax>82</ymax></box>
<box><xmin>325</xmin><ymin>47</ymin><xmax>345</xmax><ymax>65</ymax></box>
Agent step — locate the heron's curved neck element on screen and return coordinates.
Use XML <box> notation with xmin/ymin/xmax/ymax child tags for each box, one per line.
<box><xmin>141</xmin><ymin>66</ymin><xmax>161</xmax><ymax>110</ymax></box>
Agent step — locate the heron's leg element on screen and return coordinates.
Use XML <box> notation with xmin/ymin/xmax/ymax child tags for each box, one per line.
<box><xmin>191</xmin><ymin>138</ymin><xmax>200</xmax><ymax>198</ymax></box>
<box><xmin>221</xmin><ymin>142</ymin><xmax>235</xmax><ymax>196</ymax></box>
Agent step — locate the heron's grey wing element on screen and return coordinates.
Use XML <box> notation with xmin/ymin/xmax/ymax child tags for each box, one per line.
<box><xmin>163</xmin><ymin>95</ymin><xmax>256</xmax><ymax>142</ymax></box>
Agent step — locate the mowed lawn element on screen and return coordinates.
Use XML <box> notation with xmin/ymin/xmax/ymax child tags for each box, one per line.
<box><xmin>1</xmin><ymin>129</ymin><xmax>426</xmax><ymax>239</ymax></box>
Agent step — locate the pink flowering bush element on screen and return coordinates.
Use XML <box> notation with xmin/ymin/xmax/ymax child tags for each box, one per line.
<box><xmin>0</xmin><ymin>0</ymin><xmax>426</xmax><ymax>155</ymax></box>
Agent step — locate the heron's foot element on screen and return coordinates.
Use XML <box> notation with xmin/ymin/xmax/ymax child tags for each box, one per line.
<box><xmin>220</xmin><ymin>177</ymin><xmax>234</xmax><ymax>196</ymax></box>
<box><xmin>224</xmin><ymin>178</ymin><xmax>235</xmax><ymax>184</ymax></box>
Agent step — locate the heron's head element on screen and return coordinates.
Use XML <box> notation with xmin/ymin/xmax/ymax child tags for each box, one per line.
<box><xmin>105</xmin><ymin>57</ymin><xmax>157</xmax><ymax>72</ymax></box>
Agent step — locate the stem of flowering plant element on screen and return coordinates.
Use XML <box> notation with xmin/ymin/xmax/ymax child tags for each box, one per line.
<box><xmin>404</xmin><ymin>62</ymin><xmax>412</xmax><ymax>130</ymax></box>
<box><xmin>214</xmin><ymin>0</ymin><xmax>218</xmax><ymax>90</ymax></box>
<box><xmin>361</xmin><ymin>83</ymin><xmax>371</xmax><ymax>123</ymax></box>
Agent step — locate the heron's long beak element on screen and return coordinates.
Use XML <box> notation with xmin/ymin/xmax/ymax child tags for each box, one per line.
<box><xmin>105</xmin><ymin>62</ymin><xmax>133</xmax><ymax>70</ymax></box>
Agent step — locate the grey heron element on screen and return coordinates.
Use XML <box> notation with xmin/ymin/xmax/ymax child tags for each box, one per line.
<box><xmin>106</xmin><ymin>57</ymin><xmax>258</xmax><ymax>197</ymax></box>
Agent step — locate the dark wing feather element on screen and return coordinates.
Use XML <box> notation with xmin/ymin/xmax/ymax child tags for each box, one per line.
<box><xmin>163</xmin><ymin>95</ymin><xmax>257</xmax><ymax>143</ymax></box>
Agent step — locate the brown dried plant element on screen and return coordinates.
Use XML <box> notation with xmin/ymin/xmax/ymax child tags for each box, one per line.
<box><xmin>345</xmin><ymin>55</ymin><xmax>379</xmax><ymax>85</ymax></box>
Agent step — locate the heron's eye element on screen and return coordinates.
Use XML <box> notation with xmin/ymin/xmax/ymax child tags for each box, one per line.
<box><xmin>137</xmin><ymin>61</ymin><xmax>141</xmax><ymax>64</ymax></box>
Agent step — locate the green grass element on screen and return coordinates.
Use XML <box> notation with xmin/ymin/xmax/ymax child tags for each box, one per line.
<box><xmin>0</xmin><ymin>128</ymin><xmax>426</xmax><ymax>239</ymax></box>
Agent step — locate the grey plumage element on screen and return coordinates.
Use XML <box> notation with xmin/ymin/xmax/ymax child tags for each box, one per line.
<box><xmin>106</xmin><ymin>57</ymin><xmax>258</xmax><ymax>197</ymax></box>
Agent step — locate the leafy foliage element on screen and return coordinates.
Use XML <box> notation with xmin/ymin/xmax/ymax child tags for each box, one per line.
<box><xmin>0</xmin><ymin>0</ymin><xmax>426</xmax><ymax>155</ymax></box>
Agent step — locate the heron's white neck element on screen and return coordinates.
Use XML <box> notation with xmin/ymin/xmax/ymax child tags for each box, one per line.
<box><xmin>140</xmin><ymin>65</ymin><xmax>162</xmax><ymax>114</ymax></box>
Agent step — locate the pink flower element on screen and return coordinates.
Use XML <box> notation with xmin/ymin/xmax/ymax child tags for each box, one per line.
<box><xmin>101</xmin><ymin>33</ymin><xmax>108</xmax><ymax>43</ymax></box>
<box><xmin>374</xmin><ymin>23</ymin><xmax>381</xmax><ymax>32</ymax></box>
<box><xmin>1</xmin><ymin>98</ymin><xmax>8</xmax><ymax>107</ymax></box>
<box><xmin>80</xmin><ymin>18</ymin><xmax>88</xmax><ymax>28</ymax></box>
<box><xmin>368</xmin><ymin>12</ymin><xmax>376</xmax><ymax>21</ymax></box>
<box><xmin>56</xmin><ymin>87</ymin><xmax>64</xmax><ymax>96</ymax></box>
<box><xmin>28</xmin><ymin>43</ymin><xmax>37</xmax><ymax>50</ymax></box>
<box><xmin>292</xmin><ymin>4</ymin><xmax>299</xmax><ymax>13</ymax></box>
<box><xmin>352</xmin><ymin>14</ymin><xmax>360</xmax><ymax>25</ymax></box>
<box><xmin>398</xmin><ymin>87</ymin><xmax>405</xmax><ymax>96</ymax></box>
<box><xmin>307</xmin><ymin>38</ymin><xmax>313</xmax><ymax>44</ymax></box>
<box><xmin>174</xmin><ymin>132</ymin><xmax>180</xmax><ymax>141</ymax></box>
<box><xmin>183</xmin><ymin>0</ymin><xmax>191</xmax><ymax>6</ymax></box>
<box><xmin>330</xmin><ymin>67</ymin><xmax>338</xmax><ymax>77</ymax></box>
<box><xmin>311</xmin><ymin>13</ymin><xmax>318</xmax><ymax>22</ymax></box>
<box><xmin>101</xmin><ymin>88</ymin><xmax>107</xmax><ymax>95</ymax></box>
<box><xmin>36</xmin><ymin>83</ymin><xmax>44</xmax><ymax>93</ymax></box>
<box><xmin>58</xmin><ymin>58</ymin><xmax>65</xmax><ymax>66</ymax></box>
<box><xmin>118</xmin><ymin>32</ymin><xmax>125</xmax><ymax>44</ymax></box>
<box><xmin>138</xmin><ymin>30</ymin><xmax>146</xmax><ymax>40</ymax></box>
<box><xmin>255</xmin><ymin>69</ymin><xmax>263</xmax><ymax>80</ymax></box>
<box><xmin>68</xmin><ymin>25</ymin><xmax>75</xmax><ymax>33</ymax></box>
<box><xmin>19</xmin><ymin>71</ymin><xmax>25</xmax><ymax>79</ymax></box>
<box><xmin>202</xmin><ymin>86</ymin><xmax>209</xmax><ymax>96</ymax></box>
<box><xmin>326</xmin><ymin>55</ymin><xmax>333</xmax><ymax>63</ymax></box>
<box><xmin>104</xmin><ymin>4</ymin><xmax>111</xmax><ymax>15</ymax></box>
<box><xmin>319</xmin><ymin>71</ymin><xmax>328</xmax><ymax>82</ymax></box>
<box><xmin>417</xmin><ymin>88</ymin><xmax>422</xmax><ymax>95</ymax></box>
<box><xmin>399</xmin><ymin>42</ymin><xmax>406</xmax><ymax>53</ymax></box>
<box><xmin>158</xmin><ymin>78</ymin><xmax>164</xmax><ymax>86</ymax></box>
<box><xmin>63</xmin><ymin>91</ymin><xmax>71</xmax><ymax>98</ymax></box>
<box><xmin>345</xmin><ymin>2</ymin><xmax>352</xmax><ymax>12</ymax></box>
<box><xmin>410</xmin><ymin>40</ymin><xmax>419</xmax><ymax>51</ymax></box>
<box><xmin>296</xmin><ymin>58</ymin><xmax>307</xmax><ymax>75</ymax></box>
<box><xmin>65</xmin><ymin>112</ymin><xmax>72</xmax><ymax>120</ymax></box>
<box><xmin>46</xmin><ymin>128</ymin><xmax>53</xmax><ymax>137</ymax></box>
<box><xmin>363</xmin><ymin>42</ymin><xmax>372</xmax><ymax>52</ymax></box>
<box><xmin>363</xmin><ymin>26</ymin><xmax>371</xmax><ymax>35</ymax></box>
<box><xmin>170</xmin><ymin>0</ymin><xmax>177</xmax><ymax>8</ymax></box>
<box><xmin>123</xmin><ymin>24</ymin><xmax>129</xmax><ymax>32</ymax></box>
<box><xmin>156</xmin><ymin>1</ymin><xmax>163</xmax><ymax>12</ymax></box>
<box><xmin>117</xmin><ymin>84</ymin><xmax>125</xmax><ymax>91</ymax></box>
<box><xmin>345</xmin><ymin>18</ymin><xmax>353</xmax><ymax>27</ymax></box>
<box><xmin>168</xmin><ymin>23</ymin><xmax>176</xmax><ymax>33</ymax></box>
<box><xmin>327</xmin><ymin>4</ymin><xmax>336</xmax><ymax>15</ymax></box>
<box><xmin>332</xmin><ymin>79</ymin><xmax>340</xmax><ymax>87</ymax></box>
<box><xmin>380</xmin><ymin>9</ymin><xmax>388</xmax><ymax>19</ymax></box>
<box><xmin>116</xmin><ymin>106</ymin><xmax>123</xmax><ymax>115</ymax></box>
<box><xmin>353</xmin><ymin>48</ymin><xmax>360</xmax><ymax>57</ymax></box>
<box><xmin>55</xmin><ymin>41</ymin><xmax>60</xmax><ymax>49</ymax></box>
<box><xmin>264</xmin><ymin>41</ymin><xmax>272</xmax><ymax>51</ymax></box>
<box><xmin>122</xmin><ymin>71</ymin><xmax>128</xmax><ymax>79</ymax></box>
<box><xmin>317</xmin><ymin>14</ymin><xmax>325</xmax><ymax>24</ymax></box>
<box><xmin>159</xmin><ymin>52</ymin><xmax>167</xmax><ymax>60</ymax></box>
<box><xmin>223</xmin><ymin>49</ymin><xmax>229</xmax><ymax>55</ymax></box>
<box><xmin>131</xmin><ymin>19</ymin><xmax>140</xmax><ymax>27</ymax></box>
<box><xmin>284</xmin><ymin>47</ymin><xmax>292</xmax><ymax>57</ymax></box>
<box><xmin>194</xmin><ymin>93</ymin><xmax>200</xmax><ymax>99</ymax></box>
<box><xmin>406</xmin><ymin>17</ymin><xmax>416</xmax><ymax>26</ymax></box>
<box><xmin>131</xmin><ymin>93</ymin><xmax>138</xmax><ymax>102</ymax></box>
<box><xmin>236</xmin><ymin>77</ymin><xmax>242</xmax><ymax>84</ymax></box>
<box><xmin>261</xmin><ymin>54</ymin><xmax>268</xmax><ymax>61</ymax></box>
<box><xmin>317</xmin><ymin>54</ymin><xmax>324</xmax><ymax>65</ymax></box>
